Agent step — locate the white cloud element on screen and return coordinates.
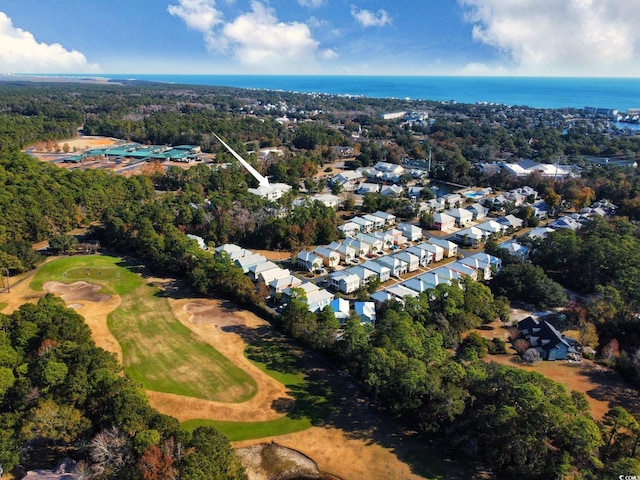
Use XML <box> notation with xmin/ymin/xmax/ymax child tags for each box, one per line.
<box><xmin>0</xmin><ymin>12</ymin><xmax>99</xmax><ymax>73</ymax></box>
<box><xmin>167</xmin><ymin>0</ymin><xmax>223</xmax><ymax>33</ymax></box>
<box><xmin>459</xmin><ymin>0</ymin><xmax>640</xmax><ymax>76</ymax></box>
<box><xmin>298</xmin><ymin>0</ymin><xmax>326</xmax><ymax>7</ymax></box>
<box><xmin>170</xmin><ymin>1</ymin><xmax>335</xmax><ymax>72</ymax></box>
<box><xmin>350</xmin><ymin>6</ymin><xmax>391</xmax><ymax>28</ymax></box>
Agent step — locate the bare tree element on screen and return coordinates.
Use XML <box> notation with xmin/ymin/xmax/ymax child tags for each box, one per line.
<box><xmin>89</xmin><ymin>426</ymin><xmax>132</xmax><ymax>477</ymax></box>
<box><xmin>523</xmin><ymin>348</ymin><xmax>541</xmax><ymax>363</ymax></box>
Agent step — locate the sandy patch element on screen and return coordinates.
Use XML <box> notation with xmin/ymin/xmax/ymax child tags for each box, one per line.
<box><xmin>184</xmin><ymin>302</ymin><xmax>245</xmax><ymax>327</ymax></box>
<box><xmin>252</xmin><ymin>250</ymin><xmax>292</xmax><ymax>262</ymax></box>
<box><xmin>237</xmin><ymin>443</ymin><xmax>325</xmax><ymax>480</ymax></box>
<box><xmin>43</xmin><ymin>281</ymin><xmax>112</xmax><ymax>303</ymax></box>
<box><xmin>235</xmin><ymin>427</ymin><xmax>424</xmax><ymax>480</ymax></box>
<box><xmin>67</xmin><ymin>303</ymin><xmax>84</xmax><ymax>310</ymax></box>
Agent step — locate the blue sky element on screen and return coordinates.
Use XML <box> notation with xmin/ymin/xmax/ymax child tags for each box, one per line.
<box><xmin>1</xmin><ymin>0</ymin><xmax>639</xmax><ymax>76</ymax></box>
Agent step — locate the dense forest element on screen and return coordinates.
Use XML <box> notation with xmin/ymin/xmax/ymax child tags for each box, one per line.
<box><xmin>0</xmin><ymin>295</ymin><xmax>247</xmax><ymax>479</ymax></box>
<box><xmin>1</xmin><ymin>80</ymin><xmax>640</xmax><ymax>478</ymax></box>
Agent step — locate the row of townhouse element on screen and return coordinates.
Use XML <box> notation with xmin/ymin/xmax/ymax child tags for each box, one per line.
<box><xmin>370</xmin><ymin>252</ymin><xmax>502</xmax><ymax>308</ymax></box>
<box><xmin>328</xmin><ymin>297</ymin><xmax>376</xmax><ymax>325</ymax></box>
<box><xmin>453</xmin><ymin>215</ymin><xmax>525</xmax><ymax>247</ymax></box>
<box><xmin>318</xmin><ymin>237</ymin><xmax>460</xmax><ymax>295</ymax></box>
<box><xmin>338</xmin><ymin>210</ymin><xmax>397</xmax><ymax>237</ymax></box>
<box><xmin>215</xmin><ymin>243</ymin><xmax>334</xmax><ymax>313</ymax></box>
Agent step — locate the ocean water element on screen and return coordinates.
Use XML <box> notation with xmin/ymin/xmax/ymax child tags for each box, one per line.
<box><xmin>36</xmin><ymin>74</ymin><xmax>640</xmax><ymax>112</ymax></box>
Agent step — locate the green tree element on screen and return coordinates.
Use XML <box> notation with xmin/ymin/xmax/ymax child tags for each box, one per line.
<box><xmin>181</xmin><ymin>426</ymin><xmax>247</xmax><ymax>480</ymax></box>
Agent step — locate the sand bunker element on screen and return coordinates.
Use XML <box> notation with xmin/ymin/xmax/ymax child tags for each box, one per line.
<box><xmin>237</xmin><ymin>443</ymin><xmax>328</xmax><ymax>480</ymax></box>
<box><xmin>184</xmin><ymin>301</ymin><xmax>244</xmax><ymax>327</ymax></box>
<box><xmin>67</xmin><ymin>303</ymin><xmax>84</xmax><ymax>310</ymax></box>
<box><xmin>43</xmin><ymin>281</ymin><xmax>111</xmax><ymax>303</ymax></box>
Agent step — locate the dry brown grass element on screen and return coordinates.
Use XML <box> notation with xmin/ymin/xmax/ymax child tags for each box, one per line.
<box><xmin>476</xmin><ymin>319</ymin><xmax>639</xmax><ymax>419</ymax></box>
<box><xmin>3</xmin><ymin>261</ymin><xmax>442</xmax><ymax>480</ymax></box>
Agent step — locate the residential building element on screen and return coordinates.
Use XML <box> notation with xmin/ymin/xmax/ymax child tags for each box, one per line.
<box><xmin>328</xmin><ymin>272</ymin><xmax>361</xmax><ymax>294</ymax></box>
<box><xmin>296</xmin><ymin>251</ymin><xmax>323</xmax><ymax>272</ymax></box>
<box><xmin>443</xmin><ymin>193</ymin><xmax>463</xmax><ymax>208</ymax></box>
<box><xmin>248</xmin><ymin>260</ymin><xmax>280</xmax><ymax>282</ymax></box>
<box><xmin>496</xmin><ymin>214</ymin><xmax>524</xmax><ymax>231</ymax></box>
<box><xmin>371</xmin><ymin>211</ymin><xmax>397</xmax><ymax>227</ymax></box>
<box><xmin>305</xmin><ymin>289</ymin><xmax>335</xmax><ymax>313</ymax></box>
<box><xmin>342</xmin><ymin>238</ymin><xmax>372</xmax><ymax>258</ymax></box>
<box><xmin>377</xmin><ymin>256</ymin><xmax>408</xmax><ymax>278</ymax></box>
<box><xmin>380</xmin><ymin>185</ymin><xmax>404</xmax><ymax>198</ymax></box>
<box><xmin>357</xmin><ymin>183</ymin><xmax>380</xmax><ymax>195</ymax></box>
<box><xmin>235</xmin><ymin>253</ymin><xmax>268</xmax><ymax>273</ymax></box>
<box><xmin>466</xmin><ymin>203</ymin><xmax>488</xmax><ymax>221</ymax></box>
<box><xmin>354</xmin><ymin>301</ymin><xmax>376</xmax><ymax>325</ymax></box>
<box><xmin>351</xmin><ymin>216</ymin><xmax>375</xmax><ymax>233</ymax></box>
<box><xmin>518</xmin><ymin>316</ymin><xmax>579</xmax><ymax>361</ymax></box>
<box><xmin>269</xmin><ymin>275</ymin><xmax>302</xmax><ymax>295</ymax></box>
<box><xmin>392</xmin><ymin>251</ymin><xmax>420</xmax><ymax>272</ymax></box>
<box><xmin>344</xmin><ymin>265</ymin><xmax>377</xmax><ymax>288</ymax></box>
<box><xmin>446</xmin><ymin>261</ymin><xmax>478</xmax><ymax>281</ymax></box>
<box><xmin>362</xmin><ymin>214</ymin><xmax>386</xmax><ymax>231</ymax></box>
<box><xmin>406</xmin><ymin>246</ymin><xmax>433</xmax><ymax>267</ymax></box>
<box><xmin>385</xmin><ymin>284</ymin><xmax>420</xmax><ymax>301</ymax></box>
<box><xmin>432</xmin><ymin>212</ymin><xmax>456</xmax><ymax>231</ymax></box>
<box><xmin>447</xmin><ymin>208</ymin><xmax>473</xmax><ymax>227</ymax></box>
<box><xmin>258</xmin><ymin>267</ymin><xmax>290</xmax><ymax>285</ymax></box>
<box><xmin>550</xmin><ymin>216</ymin><xmax>582</xmax><ymax>231</ymax></box>
<box><xmin>499</xmin><ymin>240</ymin><xmax>530</xmax><ymax>260</ymax></box>
<box><xmin>427</xmin><ymin>238</ymin><xmax>458</xmax><ymax>258</ymax></box>
<box><xmin>476</xmin><ymin>220</ymin><xmax>506</xmax><ymax>237</ymax></box>
<box><xmin>215</xmin><ymin>243</ymin><xmax>246</xmax><ymax>261</ymax></box>
<box><xmin>527</xmin><ymin>226</ymin><xmax>555</xmax><ymax>240</ymax></box>
<box><xmin>338</xmin><ymin>222</ymin><xmax>361</xmax><ymax>238</ymax></box>
<box><xmin>361</xmin><ymin>260</ymin><xmax>391</xmax><ymax>283</ymax></box>
<box><xmin>327</xmin><ymin>241</ymin><xmax>356</xmax><ymax>263</ymax></box>
<box><xmin>329</xmin><ymin>298</ymin><xmax>350</xmax><ymax>323</ymax></box>
<box><xmin>357</xmin><ymin>233</ymin><xmax>384</xmax><ymax>253</ymax></box>
<box><xmin>313</xmin><ymin>246</ymin><xmax>340</xmax><ymax>268</ymax></box>
<box><xmin>416</xmin><ymin>242</ymin><xmax>444</xmax><ymax>262</ymax></box>
<box><xmin>397</xmin><ymin>223</ymin><xmax>423</xmax><ymax>242</ymax></box>
<box><xmin>453</xmin><ymin>227</ymin><xmax>487</xmax><ymax>248</ymax></box>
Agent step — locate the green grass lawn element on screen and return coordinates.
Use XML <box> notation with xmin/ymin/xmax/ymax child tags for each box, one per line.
<box><xmin>181</xmin><ymin>340</ymin><xmax>331</xmax><ymax>441</ymax></box>
<box><xmin>30</xmin><ymin>255</ymin><xmax>257</xmax><ymax>403</ymax></box>
<box><xmin>181</xmin><ymin>416</ymin><xmax>312</xmax><ymax>441</ymax></box>
<box><xmin>0</xmin><ymin>302</ymin><xmax>7</xmax><ymax>312</ymax></box>
<box><xmin>30</xmin><ymin>255</ymin><xmax>143</xmax><ymax>295</ymax></box>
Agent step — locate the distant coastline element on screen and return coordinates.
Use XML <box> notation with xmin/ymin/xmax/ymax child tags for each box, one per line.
<box><xmin>3</xmin><ymin>73</ymin><xmax>640</xmax><ymax>112</ymax></box>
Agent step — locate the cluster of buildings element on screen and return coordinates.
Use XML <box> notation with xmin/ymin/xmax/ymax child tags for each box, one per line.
<box><xmin>75</xmin><ymin>143</ymin><xmax>202</xmax><ymax>163</ymax></box>
<box><xmin>330</xmin><ymin>161</ymin><xmax>428</xmax><ymax>195</ymax></box>
<box><xmin>214</xmin><ymin>243</ymin><xmax>374</xmax><ymax>325</ymax></box>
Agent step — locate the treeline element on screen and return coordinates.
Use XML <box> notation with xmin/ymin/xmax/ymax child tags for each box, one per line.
<box><xmin>0</xmin><ymin>295</ymin><xmax>246</xmax><ymax>479</ymax></box>
<box><xmin>277</xmin><ymin>280</ymin><xmax>640</xmax><ymax>478</ymax></box>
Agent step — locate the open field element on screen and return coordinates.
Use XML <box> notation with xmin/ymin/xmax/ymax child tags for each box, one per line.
<box><xmin>31</xmin><ymin>256</ymin><xmax>257</xmax><ymax>403</ymax></box>
<box><xmin>8</xmin><ymin>254</ymin><xmax>461</xmax><ymax>479</ymax></box>
<box><xmin>476</xmin><ymin>318</ymin><xmax>639</xmax><ymax>419</ymax></box>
